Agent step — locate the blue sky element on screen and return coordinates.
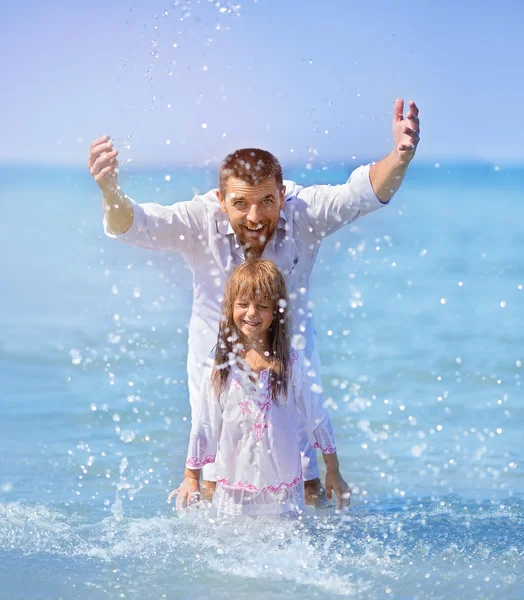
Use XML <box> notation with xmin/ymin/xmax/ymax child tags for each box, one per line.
<box><xmin>3</xmin><ymin>0</ymin><xmax>524</xmax><ymax>166</ymax></box>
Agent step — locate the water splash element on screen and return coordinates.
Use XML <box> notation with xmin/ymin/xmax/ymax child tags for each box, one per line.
<box><xmin>1</xmin><ymin>497</ymin><xmax>523</xmax><ymax>598</ymax></box>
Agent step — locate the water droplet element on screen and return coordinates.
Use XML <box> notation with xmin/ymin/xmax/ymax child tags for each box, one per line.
<box><xmin>291</xmin><ymin>334</ymin><xmax>306</xmax><ymax>351</ymax></box>
<box><xmin>111</xmin><ymin>493</ymin><xmax>124</xmax><ymax>521</ymax></box>
<box><xmin>120</xmin><ymin>430</ymin><xmax>136</xmax><ymax>444</ymax></box>
<box><xmin>410</xmin><ymin>445</ymin><xmax>424</xmax><ymax>457</ymax></box>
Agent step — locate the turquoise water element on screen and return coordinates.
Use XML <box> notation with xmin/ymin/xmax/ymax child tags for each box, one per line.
<box><xmin>0</xmin><ymin>162</ymin><xmax>523</xmax><ymax>599</ymax></box>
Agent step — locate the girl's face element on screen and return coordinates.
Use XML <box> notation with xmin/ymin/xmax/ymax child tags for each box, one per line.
<box><xmin>233</xmin><ymin>295</ymin><xmax>274</xmax><ymax>344</ymax></box>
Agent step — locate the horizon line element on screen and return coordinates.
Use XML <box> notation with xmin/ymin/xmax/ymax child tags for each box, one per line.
<box><xmin>1</xmin><ymin>157</ymin><xmax>523</xmax><ymax>171</ymax></box>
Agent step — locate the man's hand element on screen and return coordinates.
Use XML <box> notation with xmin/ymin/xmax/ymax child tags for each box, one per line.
<box><xmin>392</xmin><ymin>98</ymin><xmax>420</xmax><ymax>165</ymax></box>
<box><xmin>369</xmin><ymin>99</ymin><xmax>420</xmax><ymax>201</ymax></box>
<box><xmin>88</xmin><ymin>135</ymin><xmax>133</xmax><ymax>235</ymax></box>
<box><xmin>325</xmin><ymin>470</ymin><xmax>351</xmax><ymax>510</ymax></box>
<box><xmin>88</xmin><ymin>135</ymin><xmax>119</xmax><ymax>195</ymax></box>
<box><xmin>168</xmin><ymin>475</ymin><xmax>201</xmax><ymax>511</ymax></box>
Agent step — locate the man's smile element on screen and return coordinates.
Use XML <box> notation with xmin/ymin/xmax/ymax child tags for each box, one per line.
<box><xmin>242</xmin><ymin>223</ymin><xmax>267</xmax><ymax>242</ymax></box>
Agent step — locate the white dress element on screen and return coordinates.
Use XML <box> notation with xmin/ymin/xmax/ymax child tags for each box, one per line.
<box><xmin>185</xmin><ymin>351</ymin><xmax>336</xmax><ymax>517</ymax></box>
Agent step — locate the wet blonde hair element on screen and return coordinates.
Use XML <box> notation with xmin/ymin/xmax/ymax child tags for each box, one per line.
<box><xmin>211</xmin><ymin>259</ymin><xmax>290</xmax><ymax>403</ymax></box>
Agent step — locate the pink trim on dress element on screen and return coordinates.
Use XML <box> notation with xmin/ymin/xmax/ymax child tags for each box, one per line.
<box><xmin>238</xmin><ymin>400</ymin><xmax>254</xmax><ymax>417</ymax></box>
<box><xmin>231</xmin><ymin>367</ymin><xmax>274</xmax><ymax>442</ymax></box>
<box><xmin>313</xmin><ymin>442</ymin><xmax>336</xmax><ymax>454</ymax></box>
<box><xmin>230</xmin><ymin>373</ymin><xmax>242</xmax><ymax>390</ymax></box>
<box><xmin>217</xmin><ymin>474</ymin><xmax>303</xmax><ymax>493</ymax></box>
<box><xmin>186</xmin><ymin>455</ymin><xmax>216</xmax><ymax>469</ymax></box>
<box><xmin>251</xmin><ymin>422</ymin><xmax>266</xmax><ymax>441</ymax></box>
<box><xmin>229</xmin><ymin>353</ymin><xmax>302</xmax><ymax>444</ymax></box>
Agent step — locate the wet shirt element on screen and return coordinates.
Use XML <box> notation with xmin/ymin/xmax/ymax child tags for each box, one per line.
<box><xmin>103</xmin><ymin>165</ymin><xmax>387</xmax><ymax>410</ymax></box>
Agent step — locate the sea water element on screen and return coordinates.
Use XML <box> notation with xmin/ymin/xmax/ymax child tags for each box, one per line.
<box><xmin>0</xmin><ymin>162</ymin><xmax>523</xmax><ymax>599</ymax></box>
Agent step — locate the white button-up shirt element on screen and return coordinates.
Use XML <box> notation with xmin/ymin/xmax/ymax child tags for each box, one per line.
<box><xmin>104</xmin><ymin>164</ymin><xmax>387</xmax><ymax>412</ymax></box>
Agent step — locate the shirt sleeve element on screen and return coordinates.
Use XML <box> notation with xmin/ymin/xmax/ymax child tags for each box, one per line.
<box><xmin>297</xmin><ymin>164</ymin><xmax>388</xmax><ymax>240</ymax></box>
<box><xmin>103</xmin><ymin>195</ymin><xmax>208</xmax><ymax>254</ymax></box>
<box><xmin>292</xmin><ymin>353</ymin><xmax>336</xmax><ymax>454</ymax></box>
<box><xmin>185</xmin><ymin>367</ymin><xmax>223</xmax><ymax>469</ymax></box>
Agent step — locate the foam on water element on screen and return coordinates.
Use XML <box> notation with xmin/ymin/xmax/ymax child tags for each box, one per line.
<box><xmin>1</xmin><ymin>496</ymin><xmax>523</xmax><ymax>599</ymax></box>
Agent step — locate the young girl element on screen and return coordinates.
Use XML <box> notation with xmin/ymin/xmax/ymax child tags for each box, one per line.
<box><xmin>169</xmin><ymin>259</ymin><xmax>350</xmax><ymax>517</ymax></box>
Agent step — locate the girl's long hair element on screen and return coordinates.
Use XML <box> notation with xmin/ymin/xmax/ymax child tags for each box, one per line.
<box><xmin>211</xmin><ymin>259</ymin><xmax>290</xmax><ymax>403</ymax></box>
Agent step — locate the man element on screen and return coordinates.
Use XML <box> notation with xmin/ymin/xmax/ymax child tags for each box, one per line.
<box><xmin>88</xmin><ymin>98</ymin><xmax>420</xmax><ymax>503</ymax></box>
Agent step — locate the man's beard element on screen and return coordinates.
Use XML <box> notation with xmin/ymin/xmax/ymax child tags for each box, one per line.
<box><xmin>235</xmin><ymin>223</ymin><xmax>276</xmax><ymax>260</ymax></box>
<box><xmin>244</xmin><ymin>244</ymin><xmax>264</xmax><ymax>260</ymax></box>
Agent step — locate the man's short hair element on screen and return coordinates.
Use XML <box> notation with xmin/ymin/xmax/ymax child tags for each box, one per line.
<box><xmin>219</xmin><ymin>148</ymin><xmax>283</xmax><ymax>194</ymax></box>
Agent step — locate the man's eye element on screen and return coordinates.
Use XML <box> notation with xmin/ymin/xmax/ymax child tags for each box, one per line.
<box><xmin>233</xmin><ymin>201</ymin><xmax>245</xmax><ymax>208</ymax></box>
<box><xmin>263</xmin><ymin>198</ymin><xmax>273</xmax><ymax>204</ymax></box>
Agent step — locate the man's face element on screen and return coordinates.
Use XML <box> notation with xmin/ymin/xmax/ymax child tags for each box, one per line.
<box><xmin>217</xmin><ymin>176</ymin><xmax>286</xmax><ymax>256</ymax></box>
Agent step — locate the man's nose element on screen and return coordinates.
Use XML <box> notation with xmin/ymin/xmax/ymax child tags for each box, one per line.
<box><xmin>246</xmin><ymin>203</ymin><xmax>261</xmax><ymax>223</ymax></box>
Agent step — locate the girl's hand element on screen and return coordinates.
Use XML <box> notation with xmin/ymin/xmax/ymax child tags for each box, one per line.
<box><xmin>168</xmin><ymin>477</ymin><xmax>201</xmax><ymax>511</ymax></box>
<box><xmin>325</xmin><ymin>470</ymin><xmax>351</xmax><ymax>510</ymax></box>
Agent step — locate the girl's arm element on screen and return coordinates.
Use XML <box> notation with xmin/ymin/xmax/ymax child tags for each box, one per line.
<box><xmin>322</xmin><ymin>452</ymin><xmax>351</xmax><ymax>510</ymax></box>
<box><xmin>168</xmin><ymin>367</ymin><xmax>223</xmax><ymax>508</ymax></box>
<box><xmin>293</xmin><ymin>357</ymin><xmax>351</xmax><ymax>509</ymax></box>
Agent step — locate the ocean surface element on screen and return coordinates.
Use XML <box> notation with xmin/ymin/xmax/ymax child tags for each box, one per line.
<box><xmin>0</xmin><ymin>161</ymin><xmax>523</xmax><ymax>599</ymax></box>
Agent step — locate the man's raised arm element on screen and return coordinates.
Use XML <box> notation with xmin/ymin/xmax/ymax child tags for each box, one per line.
<box><xmin>369</xmin><ymin>99</ymin><xmax>420</xmax><ymax>203</ymax></box>
<box><xmin>88</xmin><ymin>135</ymin><xmax>134</xmax><ymax>235</ymax></box>
<box><xmin>87</xmin><ymin>135</ymin><xmax>208</xmax><ymax>254</ymax></box>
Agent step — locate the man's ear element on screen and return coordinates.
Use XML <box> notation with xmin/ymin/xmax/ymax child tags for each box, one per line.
<box><xmin>217</xmin><ymin>190</ymin><xmax>228</xmax><ymax>214</ymax></box>
<box><xmin>279</xmin><ymin>185</ymin><xmax>286</xmax><ymax>210</ymax></box>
